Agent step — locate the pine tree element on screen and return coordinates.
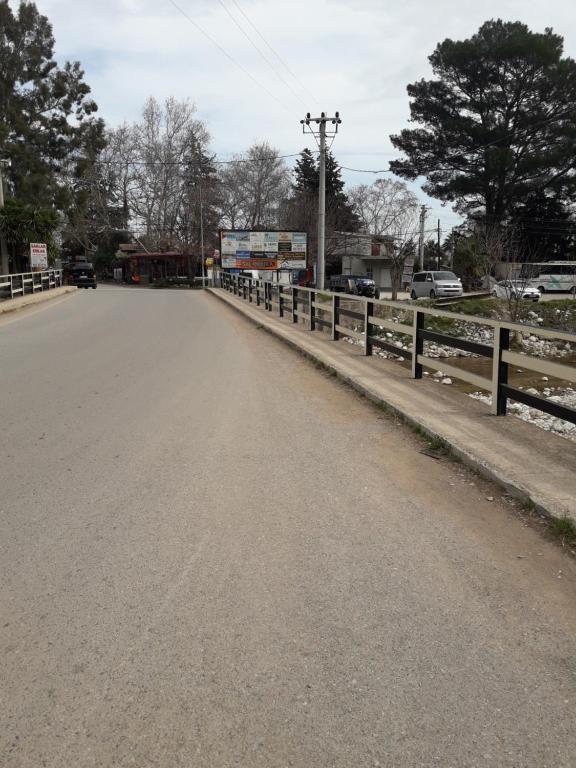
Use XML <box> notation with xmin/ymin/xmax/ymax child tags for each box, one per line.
<box><xmin>293</xmin><ymin>149</ymin><xmax>318</xmax><ymax>194</ymax></box>
<box><xmin>284</xmin><ymin>148</ymin><xmax>359</xmax><ymax>273</ymax></box>
<box><xmin>0</xmin><ymin>0</ymin><xmax>104</xmax><ymax>210</ymax></box>
<box><xmin>390</xmin><ymin>20</ymin><xmax>576</xmax><ymax>223</ymax></box>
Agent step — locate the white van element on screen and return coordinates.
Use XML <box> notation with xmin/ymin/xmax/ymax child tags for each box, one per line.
<box><xmin>410</xmin><ymin>271</ymin><xmax>463</xmax><ymax>300</ymax></box>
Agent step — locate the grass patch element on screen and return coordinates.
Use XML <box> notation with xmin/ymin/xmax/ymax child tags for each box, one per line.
<box><xmin>549</xmin><ymin>515</ymin><xmax>576</xmax><ymax>545</ymax></box>
<box><xmin>425</xmin><ymin>435</ymin><xmax>452</xmax><ymax>456</ymax></box>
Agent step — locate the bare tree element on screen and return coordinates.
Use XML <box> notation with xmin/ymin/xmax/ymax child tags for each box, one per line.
<box><xmin>476</xmin><ymin>224</ymin><xmax>536</xmax><ymax>322</ymax></box>
<box><xmin>218</xmin><ymin>142</ymin><xmax>290</xmax><ymax>230</ymax></box>
<box><xmin>95</xmin><ymin>97</ymin><xmax>210</xmax><ymax>251</ymax></box>
<box><xmin>350</xmin><ymin>178</ymin><xmax>420</xmax><ymax>299</ymax></box>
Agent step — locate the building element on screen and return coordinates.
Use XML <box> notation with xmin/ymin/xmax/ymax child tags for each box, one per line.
<box><xmin>115</xmin><ymin>244</ymin><xmax>195</xmax><ymax>283</ymax></box>
<box><xmin>331</xmin><ymin>233</ymin><xmax>399</xmax><ymax>291</ymax></box>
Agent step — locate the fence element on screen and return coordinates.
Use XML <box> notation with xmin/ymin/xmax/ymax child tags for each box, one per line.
<box><xmin>0</xmin><ymin>270</ymin><xmax>63</xmax><ymax>301</ymax></box>
<box><xmin>221</xmin><ymin>273</ymin><xmax>576</xmax><ymax>426</ymax></box>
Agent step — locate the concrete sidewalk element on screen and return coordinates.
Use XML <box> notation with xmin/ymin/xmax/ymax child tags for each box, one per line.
<box><xmin>209</xmin><ymin>288</ymin><xmax>576</xmax><ymax>524</ymax></box>
<box><xmin>0</xmin><ymin>285</ymin><xmax>77</xmax><ymax>315</ymax></box>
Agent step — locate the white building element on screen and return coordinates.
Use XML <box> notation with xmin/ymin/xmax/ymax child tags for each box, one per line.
<box><xmin>331</xmin><ymin>233</ymin><xmax>398</xmax><ymax>291</ymax></box>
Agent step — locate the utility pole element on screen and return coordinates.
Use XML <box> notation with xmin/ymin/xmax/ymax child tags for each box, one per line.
<box><xmin>200</xmin><ymin>185</ymin><xmax>206</xmax><ymax>288</ymax></box>
<box><xmin>437</xmin><ymin>219</ymin><xmax>441</xmax><ymax>269</ymax></box>
<box><xmin>317</xmin><ymin>119</ymin><xmax>326</xmax><ymax>289</ymax></box>
<box><xmin>300</xmin><ymin>112</ymin><xmax>341</xmax><ymax>290</ymax></box>
<box><xmin>418</xmin><ymin>205</ymin><xmax>427</xmax><ymax>271</ymax></box>
<box><xmin>0</xmin><ymin>159</ymin><xmax>11</xmax><ymax>275</ymax></box>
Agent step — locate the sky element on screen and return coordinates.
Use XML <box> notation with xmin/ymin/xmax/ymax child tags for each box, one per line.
<box><xmin>29</xmin><ymin>0</ymin><xmax>576</xmax><ymax>236</ymax></box>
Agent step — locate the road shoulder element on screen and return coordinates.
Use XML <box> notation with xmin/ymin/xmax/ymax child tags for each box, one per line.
<box><xmin>0</xmin><ymin>286</ymin><xmax>77</xmax><ymax>316</ymax></box>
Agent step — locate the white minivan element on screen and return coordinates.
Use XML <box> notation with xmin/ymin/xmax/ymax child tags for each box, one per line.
<box><xmin>410</xmin><ymin>271</ymin><xmax>463</xmax><ymax>300</ymax></box>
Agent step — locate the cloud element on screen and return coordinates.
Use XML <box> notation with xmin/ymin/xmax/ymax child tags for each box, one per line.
<box><xmin>32</xmin><ymin>0</ymin><xmax>576</xmax><ymax>230</ymax></box>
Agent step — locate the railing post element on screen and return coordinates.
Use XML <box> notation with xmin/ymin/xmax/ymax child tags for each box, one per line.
<box><xmin>364</xmin><ymin>299</ymin><xmax>373</xmax><ymax>356</ymax></box>
<box><xmin>268</xmin><ymin>283</ymin><xmax>274</xmax><ymax>312</ymax></box>
<box><xmin>491</xmin><ymin>325</ymin><xmax>510</xmax><ymax>416</ymax></box>
<box><xmin>10</xmin><ymin>275</ymin><xmax>14</xmax><ymax>299</ymax></box>
<box><xmin>292</xmin><ymin>287</ymin><xmax>298</xmax><ymax>323</ymax></box>
<box><xmin>278</xmin><ymin>285</ymin><xmax>283</xmax><ymax>318</ymax></box>
<box><xmin>309</xmin><ymin>290</ymin><xmax>315</xmax><ymax>330</ymax></box>
<box><xmin>411</xmin><ymin>309</ymin><xmax>424</xmax><ymax>379</ymax></box>
<box><xmin>248</xmin><ymin>280</ymin><xmax>253</xmax><ymax>303</ymax></box>
<box><xmin>331</xmin><ymin>294</ymin><xmax>340</xmax><ymax>340</ymax></box>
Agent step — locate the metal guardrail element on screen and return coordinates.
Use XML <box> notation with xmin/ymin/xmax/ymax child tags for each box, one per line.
<box><xmin>0</xmin><ymin>269</ymin><xmax>63</xmax><ymax>301</ymax></box>
<box><xmin>221</xmin><ymin>273</ymin><xmax>576</xmax><ymax>426</ymax></box>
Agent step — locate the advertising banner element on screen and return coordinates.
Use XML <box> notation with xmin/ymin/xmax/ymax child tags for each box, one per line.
<box><xmin>30</xmin><ymin>242</ymin><xmax>48</xmax><ymax>269</ymax></box>
<box><xmin>219</xmin><ymin>231</ymin><xmax>307</xmax><ymax>270</ymax></box>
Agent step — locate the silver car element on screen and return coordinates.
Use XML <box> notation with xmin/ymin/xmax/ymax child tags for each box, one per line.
<box><xmin>491</xmin><ymin>280</ymin><xmax>540</xmax><ymax>301</ymax></box>
<box><xmin>410</xmin><ymin>271</ymin><xmax>463</xmax><ymax>300</ymax></box>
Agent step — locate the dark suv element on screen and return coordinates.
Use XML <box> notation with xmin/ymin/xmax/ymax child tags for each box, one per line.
<box><xmin>65</xmin><ymin>262</ymin><xmax>97</xmax><ymax>289</ymax></box>
<box><xmin>329</xmin><ymin>274</ymin><xmax>378</xmax><ymax>298</ymax></box>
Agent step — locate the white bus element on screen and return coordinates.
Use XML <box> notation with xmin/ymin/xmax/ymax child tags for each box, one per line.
<box><xmin>520</xmin><ymin>261</ymin><xmax>576</xmax><ymax>294</ymax></box>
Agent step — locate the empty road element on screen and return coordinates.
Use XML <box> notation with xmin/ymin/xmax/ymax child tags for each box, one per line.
<box><xmin>1</xmin><ymin>286</ymin><xmax>576</xmax><ymax>768</ymax></box>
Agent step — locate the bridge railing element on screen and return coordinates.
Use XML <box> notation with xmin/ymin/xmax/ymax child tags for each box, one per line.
<box><xmin>0</xmin><ymin>269</ymin><xmax>63</xmax><ymax>301</ymax></box>
<box><xmin>221</xmin><ymin>272</ymin><xmax>576</xmax><ymax>426</ymax></box>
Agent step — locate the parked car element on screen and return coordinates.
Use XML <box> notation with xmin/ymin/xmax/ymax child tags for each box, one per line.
<box><xmin>64</xmin><ymin>262</ymin><xmax>97</xmax><ymax>289</ymax></box>
<box><xmin>491</xmin><ymin>280</ymin><xmax>540</xmax><ymax>301</ymax></box>
<box><xmin>329</xmin><ymin>274</ymin><xmax>379</xmax><ymax>298</ymax></box>
<box><xmin>410</xmin><ymin>271</ymin><xmax>463</xmax><ymax>299</ymax></box>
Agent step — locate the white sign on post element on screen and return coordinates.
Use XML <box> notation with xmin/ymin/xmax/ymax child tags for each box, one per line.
<box><xmin>30</xmin><ymin>243</ymin><xmax>48</xmax><ymax>270</ymax></box>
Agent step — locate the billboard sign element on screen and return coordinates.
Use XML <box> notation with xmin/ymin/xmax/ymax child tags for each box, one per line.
<box><xmin>219</xmin><ymin>231</ymin><xmax>307</xmax><ymax>270</ymax></box>
<box><xmin>30</xmin><ymin>242</ymin><xmax>48</xmax><ymax>269</ymax></box>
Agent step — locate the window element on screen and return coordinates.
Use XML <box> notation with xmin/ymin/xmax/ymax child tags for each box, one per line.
<box><xmin>432</xmin><ymin>272</ymin><xmax>457</xmax><ymax>280</ymax></box>
<box><xmin>413</xmin><ymin>273</ymin><xmax>425</xmax><ymax>282</ymax></box>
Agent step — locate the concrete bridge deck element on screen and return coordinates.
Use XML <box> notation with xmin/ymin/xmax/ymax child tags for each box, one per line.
<box><xmin>1</xmin><ymin>286</ymin><xmax>575</xmax><ymax>767</ymax></box>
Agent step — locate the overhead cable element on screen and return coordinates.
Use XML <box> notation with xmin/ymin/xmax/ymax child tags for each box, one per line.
<box><xmin>165</xmin><ymin>0</ymin><xmax>293</xmax><ymax>116</ymax></box>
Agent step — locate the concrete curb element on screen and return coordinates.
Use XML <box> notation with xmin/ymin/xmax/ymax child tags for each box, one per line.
<box><xmin>208</xmin><ymin>288</ymin><xmax>576</xmax><ymax>525</ymax></box>
<box><xmin>0</xmin><ymin>286</ymin><xmax>77</xmax><ymax>316</ymax></box>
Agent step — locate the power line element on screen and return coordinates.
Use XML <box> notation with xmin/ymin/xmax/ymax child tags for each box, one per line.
<box><xmin>93</xmin><ymin>151</ymin><xmax>315</xmax><ymax>167</ymax></box>
<box><xmin>341</xmin><ymin>108</ymin><xmax>576</xmax><ymax>175</ymax></box>
<box><xmin>228</xmin><ymin>0</ymin><xmax>317</xmax><ymax>104</ymax></box>
<box><xmin>340</xmin><ymin>165</ymin><xmax>393</xmax><ymax>173</ymax></box>
<box><xmin>165</xmin><ymin>0</ymin><xmax>293</xmax><ymax>117</ymax></box>
<box><xmin>467</xmin><ymin>107</ymin><xmax>576</xmax><ymax>154</ymax></box>
<box><xmin>216</xmin><ymin>0</ymin><xmax>307</xmax><ymax>108</ymax></box>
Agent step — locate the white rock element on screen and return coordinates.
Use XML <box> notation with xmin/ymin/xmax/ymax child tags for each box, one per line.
<box><xmin>541</xmin><ymin>376</ymin><xmax>549</xmax><ymax>382</ymax></box>
<box><xmin>441</xmin><ymin>378</ymin><xmax>453</xmax><ymax>385</ymax></box>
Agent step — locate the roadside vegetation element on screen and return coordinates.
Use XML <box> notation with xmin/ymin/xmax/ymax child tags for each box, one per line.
<box><xmin>418</xmin><ymin>297</ymin><xmax>576</xmax><ymax>334</ymax></box>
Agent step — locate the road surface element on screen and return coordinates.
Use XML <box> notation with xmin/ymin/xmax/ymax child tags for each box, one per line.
<box><xmin>1</xmin><ymin>286</ymin><xmax>576</xmax><ymax>767</ymax></box>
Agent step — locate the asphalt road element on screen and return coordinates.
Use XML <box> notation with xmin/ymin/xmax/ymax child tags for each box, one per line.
<box><xmin>1</xmin><ymin>286</ymin><xmax>576</xmax><ymax>768</ymax></box>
